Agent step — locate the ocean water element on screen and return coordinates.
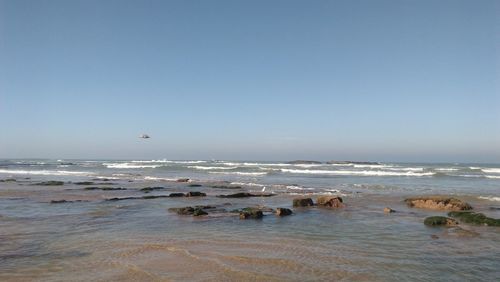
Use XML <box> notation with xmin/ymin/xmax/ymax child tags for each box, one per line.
<box><xmin>0</xmin><ymin>159</ymin><xmax>499</xmax><ymax>281</ymax></box>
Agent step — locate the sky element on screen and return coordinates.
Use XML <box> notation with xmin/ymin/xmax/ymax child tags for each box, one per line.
<box><xmin>0</xmin><ymin>0</ymin><xmax>499</xmax><ymax>162</ymax></box>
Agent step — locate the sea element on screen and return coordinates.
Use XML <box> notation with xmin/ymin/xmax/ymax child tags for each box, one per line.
<box><xmin>0</xmin><ymin>159</ymin><xmax>499</xmax><ymax>281</ymax></box>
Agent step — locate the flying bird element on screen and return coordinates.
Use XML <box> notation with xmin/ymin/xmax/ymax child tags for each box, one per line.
<box><xmin>139</xmin><ymin>134</ymin><xmax>150</xmax><ymax>139</ymax></box>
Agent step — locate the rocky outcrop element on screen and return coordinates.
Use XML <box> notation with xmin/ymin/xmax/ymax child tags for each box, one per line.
<box><xmin>36</xmin><ymin>181</ymin><xmax>64</xmax><ymax>186</ymax></box>
<box><xmin>276</xmin><ymin>208</ymin><xmax>293</xmax><ymax>216</ymax></box>
<box><xmin>293</xmin><ymin>198</ymin><xmax>314</xmax><ymax>207</ymax></box>
<box><xmin>404</xmin><ymin>196</ymin><xmax>472</xmax><ymax>211</ymax></box>
<box><xmin>176</xmin><ymin>178</ymin><xmax>190</xmax><ymax>182</ymax></box>
<box><xmin>424</xmin><ymin>216</ymin><xmax>459</xmax><ymax>226</ymax></box>
<box><xmin>287</xmin><ymin>160</ymin><xmax>322</xmax><ymax>164</ymax></box>
<box><xmin>168</xmin><ymin>205</ymin><xmax>215</xmax><ymax>216</ymax></box>
<box><xmin>316</xmin><ymin>196</ymin><xmax>344</xmax><ymax>208</ymax></box>
<box><xmin>217</xmin><ymin>192</ymin><xmax>275</xmax><ymax>198</ymax></box>
<box><xmin>186</xmin><ymin>191</ymin><xmax>206</xmax><ymax>197</ymax></box>
<box><xmin>239</xmin><ymin>208</ymin><xmax>264</xmax><ymax>219</ymax></box>
<box><xmin>448</xmin><ymin>211</ymin><xmax>500</xmax><ymax>226</ymax></box>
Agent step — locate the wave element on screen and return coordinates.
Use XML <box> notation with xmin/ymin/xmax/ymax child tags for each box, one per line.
<box><xmin>209</xmin><ymin>171</ymin><xmax>268</xmax><ymax>176</ymax></box>
<box><xmin>435</xmin><ymin>168</ymin><xmax>459</xmax><ymax>171</ymax></box>
<box><xmin>143</xmin><ymin>176</ymin><xmax>184</xmax><ymax>181</ymax></box>
<box><xmin>482</xmin><ymin>168</ymin><xmax>500</xmax><ymax>174</ymax></box>
<box><xmin>103</xmin><ymin>163</ymin><xmax>162</xmax><ymax>169</ymax></box>
<box><xmin>469</xmin><ymin>167</ymin><xmax>482</xmax><ymax>170</ymax></box>
<box><xmin>280</xmin><ymin>169</ymin><xmax>434</xmax><ymax>177</ymax></box>
<box><xmin>478</xmin><ymin>196</ymin><xmax>500</xmax><ymax>202</ymax></box>
<box><xmin>187</xmin><ymin>166</ymin><xmax>237</xmax><ymax>170</ymax></box>
<box><xmin>352</xmin><ymin>164</ymin><xmax>394</xmax><ymax>168</ymax></box>
<box><xmin>485</xmin><ymin>175</ymin><xmax>500</xmax><ymax>179</ymax></box>
<box><xmin>0</xmin><ymin>169</ymin><xmax>94</xmax><ymax>176</ymax></box>
<box><xmin>385</xmin><ymin>167</ymin><xmax>424</xmax><ymax>172</ymax></box>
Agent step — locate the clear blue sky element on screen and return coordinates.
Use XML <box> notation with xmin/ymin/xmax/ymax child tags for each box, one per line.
<box><xmin>0</xmin><ymin>0</ymin><xmax>499</xmax><ymax>162</ymax></box>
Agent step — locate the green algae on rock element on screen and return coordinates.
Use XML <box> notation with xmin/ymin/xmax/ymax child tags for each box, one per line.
<box><xmin>293</xmin><ymin>198</ymin><xmax>314</xmax><ymax>207</ymax></box>
<box><xmin>448</xmin><ymin>211</ymin><xmax>500</xmax><ymax>226</ymax></box>
<box><xmin>424</xmin><ymin>216</ymin><xmax>458</xmax><ymax>226</ymax></box>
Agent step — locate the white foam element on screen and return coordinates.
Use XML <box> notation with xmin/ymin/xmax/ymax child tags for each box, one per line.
<box><xmin>230</xmin><ymin>182</ymin><xmax>266</xmax><ymax>187</ymax></box>
<box><xmin>385</xmin><ymin>167</ymin><xmax>424</xmax><ymax>172</ymax></box>
<box><xmin>280</xmin><ymin>169</ymin><xmax>434</xmax><ymax>177</ymax></box>
<box><xmin>187</xmin><ymin>166</ymin><xmax>237</xmax><ymax>170</ymax></box>
<box><xmin>209</xmin><ymin>171</ymin><xmax>268</xmax><ymax>176</ymax></box>
<box><xmin>104</xmin><ymin>163</ymin><xmax>162</xmax><ymax>169</ymax></box>
<box><xmin>143</xmin><ymin>176</ymin><xmax>182</xmax><ymax>181</ymax></box>
<box><xmin>469</xmin><ymin>167</ymin><xmax>482</xmax><ymax>170</ymax></box>
<box><xmin>485</xmin><ymin>175</ymin><xmax>500</xmax><ymax>179</ymax></box>
<box><xmin>482</xmin><ymin>168</ymin><xmax>500</xmax><ymax>174</ymax></box>
<box><xmin>435</xmin><ymin>168</ymin><xmax>459</xmax><ymax>171</ymax></box>
<box><xmin>353</xmin><ymin>164</ymin><xmax>394</xmax><ymax>168</ymax></box>
<box><xmin>478</xmin><ymin>196</ymin><xmax>500</xmax><ymax>202</ymax></box>
<box><xmin>0</xmin><ymin>169</ymin><xmax>94</xmax><ymax>176</ymax></box>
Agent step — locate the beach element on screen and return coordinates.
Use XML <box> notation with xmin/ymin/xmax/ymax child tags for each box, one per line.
<box><xmin>1</xmin><ymin>159</ymin><xmax>499</xmax><ymax>281</ymax></box>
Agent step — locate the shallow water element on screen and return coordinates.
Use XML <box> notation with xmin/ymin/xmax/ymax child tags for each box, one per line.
<box><xmin>1</xmin><ymin>159</ymin><xmax>499</xmax><ymax>281</ymax></box>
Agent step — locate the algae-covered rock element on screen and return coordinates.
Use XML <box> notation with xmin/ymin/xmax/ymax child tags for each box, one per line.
<box><xmin>186</xmin><ymin>191</ymin><xmax>206</xmax><ymax>197</ymax></box>
<box><xmin>316</xmin><ymin>196</ymin><xmax>344</xmax><ymax>208</ymax></box>
<box><xmin>276</xmin><ymin>208</ymin><xmax>293</xmax><ymax>216</ymax></box>
<box><xmin>405</xmin><ymin>196</ymin><xmax>472</xmax><ymax>211</ymax></box>
<box><xmin>168</xmin><ymin>206</ymin><xmax>214</xmax><ymax>216</ymax></box>
<box><xmin>74</xmin><ymin>181</ymin><xmax>95</xmax><ymax>185</ymax></box>
<box><xmin>36</xmin><ymin>181</ymin><xmax>64</xmax><ymax>186</ymax></box>
<box><xmin>193</xmin><ymin>208</ymin><xmax>208</xmax><ymax>216</ymax></box>
<box><xmin>293</xmin><ymin>198</ymin><xmax>314</xmax><ymax>207</ymax></box>
<box><xmin>448</xmin><ymin>211</ymin><xmax>500</xmax><ymax>226</ymax></box>
<box><xmin>424</xmin><ymin>216</ymin><xmax>458</xmax><ymax>226</ymax></box>
<box><xmin>239</xmin><ymin>209</ymin><xmax>264</xmax><ymax>219</ymax></box>
<box><xmin>0</xmin><ymin>178</ymin><xmax>16</xmax><ymax>182</ymax></box>
<box><xmin>169</xmin><ymin>193</ymin><xmax>186</xmax><ymax>197</ymax></box>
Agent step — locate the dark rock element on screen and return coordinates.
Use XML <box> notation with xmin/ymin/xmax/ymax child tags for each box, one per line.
<box><xmin>217</xmin><ymin>192</ymin><xmax>275</xmax><ymax>198</ymax></box>
<box><xmin>177</xmin><ymin>178</ymin><xmax>190</xmax><ymax>182</ymax></box>
<box><xmin>74</xmin><ymin>181</ymin><xmax>95</xmax><ymax>185</ymax></box>
<box><xmin>210</xmin><ymin>185</ymin><xmax>242</xmax><ymax>189</ymax></box>
<box><xmin>142</xmin><ymin>195</ymin><xmax>170</xmax><ymax>200</ymax></box>
<box><xmin>169</xmin><ymin>193</ymin><xmax>186</xmax><ymax>197</ymax></box>
<box><xmin>448</xmin><ymin>211</ymin><xmax>500</xmax><ymax>226</ymax></box>
<box><xmin>287</xmin><ymin>160</ymin><xmax>322</xmax><ymax>164</ymax></box>
<box><xmin>50</xmin><ymin>200</ymin><xmax>87</xmax><ymax>204</ymax></box>
<box><xmin>276</xmin><ymin>208</ymin><xmax>293</xmax><ymax>216</ymax></box>
<box><xmin>239</xmin><ymin>209</ymin><xmax>264</xmax><ymax>219</ymax></box>
<box><xmin>193</xmin><ymin>208</ymin><xmax>208</xmax><ymax>216</ymax></box>
<box><xmin>316</xmin><ymin>196</ymin><xmax>344</xmax><ymax>208</ymax></box>
<box><xmin>36</xmin><ymin>181</ymin><xmax>64</xmax><ymax>186</ymax></box>
<box><xmin>405</xmin><ymin>196</ymin><xmax>473</xmax><ymax>211</ymax></box>
<box><xmin>106</xmin><ymin>197</ymin><xmax>140</xmax><ymax>201</ymax></box>
<box><xmin>168</xmin><ymin>206</ymin><xmax>214</xmax><ymax>216</ymax></box>
<box><xmin>424</xmin><ymin>216</ymin><xmax>459</xmax><ymax>226</ymax></box>
<box><xmin>293</xmin><ymin>198</ymin><xmax>314</xmax><ymax>207</ymax></box>
<box><xmin>84</xmin><ymin>187</ymin><xmax>127</xmax><ymax>191</ymax></box>
<box><xmin>186</xmin><ymin>191</ymin><xmax>206</xmax><ymax>197</ymax></box>
<box><xmin>384</xmin><ymin>207</ymin><xmax>396</xmax><ymax>213</ymax></box>
<box><xmin>140</xmin><ymin>187</ymin><xmax>165</xmax><ymax>192</ymax></box>
<box><xmin>188</xmin><ymin>184</ymin><xmax>202</xmax><ymax>187</ymax></box>
<box><xmin>0</xmin><ymin>178</ymin><xmax>16</xmax><ymax>182</ymax></box>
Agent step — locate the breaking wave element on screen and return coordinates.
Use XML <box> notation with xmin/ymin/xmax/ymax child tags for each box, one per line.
<box><xmin>0</xmin><ymin>169</ymin><xmax>94</xmax><ymax>176</ymax></box>
<box><xmin>478</xmin><ymin>196</ymin><xmax>500</xmax><ymax>202</ymax></box>
<box><xmin>209</xmin><ymin>171</ymin><xmax>268</xmax><ymax>176</ymax></box>
<box><xmin>280</xmin><ymin>169</ymin><xmax>434</xmax><ymax>177</ymax></box>
<box><xmin>103</xmin><ymin>163</ymin><xmax>163</xmax><ymax>169</ymax></box>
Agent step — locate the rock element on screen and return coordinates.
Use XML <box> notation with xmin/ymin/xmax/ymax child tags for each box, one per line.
<box><xmin>316</xmin><ymin>196</ymin><xmax>344</xmax><ymax>208</ymax></box>
<box><xmin>84</xmin><ymin>187</ymin><xmax>126</xmax><ymax>191</ymax></box>
<box><xmin>188</xmin><ymin>184</ymin><xmax>202</xmax><ymax>187</ymax></box>
<box><xmin>384</xmin><ymin>207</ymin><xmax>396</xmax><ymax>213</ymax></box>
<box><xmin>0</xmin><ymin>178</ymin><xmax>16</xmax><ymax>182</ymax></box>
<box><xmin>239</xmin><ymin>209</ymin><xmax>264</xmax><ymax>219</ymax></box>
<box><xmin>430</xmin><ymin>234</ymin><xmax>439</xmax><ymax>239</ymax></box>
<box><xmin>276</xmin><ymin>208</ymin><xmax>293</xmax><ymax>216</ymax></box>
<box><xmin>193</xmin><ymin>208</ymin><xmax>208</xmax><ymax>216</ymax></box>
<box><xmin>217</xmin><ymin>192</ymin><xmax>275</xmax><ymax>198</ymax></box>
<box><xmin>177</xmin><ymin>178</ymin><xmax>190</xmax><ymax>182</ymax></box>
<box><xmin>287</xmin><ymin>160</ymin><xmax>322</xmax><ymax>164</ymax></box>
<box><xmin>186</xmin><ymin>191</ymin><xmax>206</xmax><ymax>197</ymax></box>
<box><xmin>142</xmin><ymin>195</ymin><xmax>170</xmax><ymax>199</ymax></box>
<box><xmin>404</xmin><ymin>196</ymin><xmax>472</xmax><ymax>211</ymax></box>
<box><xmin>424</xmin><ymin>216</ymin><xmax>459</xmax><ymax>226</ymax></box>
<box><xmin>50</xmin><ymin>200</ymin><xmax>87</xmax><ymax>204</ymax></box>
<box><xmin>36</xmin><ymin>181</ymin><xmax>64</xmax><ymax>186</ymax></box>
<box><xmin>293</xmin><ymin>197</ymin><xmax>314</xmax><ymax>207</ymax></box>
<box><xmin>448</xmin><ymin>211</ymin><xmax>500</xmax><ymax>226</ymax></box>
<box><xmin>74</xmin><ymin>181</ymin><xmax>95</xmax><ymax>185</ymax></box>
<box><xmin>140</xmin><ymin>187</ymin><xmax>165</xmax><ymax>193</ymax></box>
<box><xmin>210</xmin><ymin>185</ymin><xmax>242</xmax><ymax>189</ymax></box>
<box><xmin>169</xmin><ymin>193</ymin><xmax>186</xmax><ymax>197</ymax></box>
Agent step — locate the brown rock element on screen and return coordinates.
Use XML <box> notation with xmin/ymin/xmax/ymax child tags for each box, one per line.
<box><xmin>276</xmin><ymin>208</ymin><xmax>293</xmax><ymax>216</ymax></box>
<box><xmin>405</xmin><ymin>196</ymin><xmax>472</xmax><ymax>211</ymax></box>
<box><xmin>293</xmin><ymin>198</ymin><xmax>314</xmax><ymax>207</ymax></box>
<box><xmin>316</xmin><ymin>196</ymin><xmax>344</xmax><ymax>208</ymax></box>
<box><xmin>177</xmin><ymin>178</ymin><xmax>190</xmax><ymax>182</ymax></box>
<box><xmin>384</xmin><ymin>207</ymin><xmax>395</xmax><ymax>213</ymax></box>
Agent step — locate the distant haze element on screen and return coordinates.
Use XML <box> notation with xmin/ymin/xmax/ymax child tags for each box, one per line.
<box><xmin>1</xmin><ymin>0</ymin><xmax>499</xmax><ymax>163</ymax></box>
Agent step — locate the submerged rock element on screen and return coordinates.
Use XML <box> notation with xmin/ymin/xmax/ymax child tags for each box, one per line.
<box><xmin>210</xmin><ymin>185</ymin><xmax>242</xmax><ymax>189</ymax></box>
<box><xmin>186</xmin><ymin>191</ymin><xmax>206</xmax><ymax>197</ymax></box>
<box><xmin>177</xmin><ymin>178</ymin><xmax>190</xmax><ymax>183</ymax></box>
<box><xmin>188</xmin><ymin>184</ymin><xmax>202</xmax><ymax>187</ymax></box>
<box><xmin>0</xmin><ymin>178</ymin><xmax>16</xmax><ymax>182</ymax></box>
<box><xmin>217</xmin><ymin>192</ymin><xmax>275</xmax><ymax>198</ymax></box>
<box><xmin>384</xmin><ymin>207</ymin><xmax>396</xmax><ymax>213</ymax></box>
<box><xmin>239</xmin><ymin>208</ymin><xmax>264</xmax><ymax>219</ymax></box>
<box><xmin>84</xmin><ymin>187</ymin><xmax>127</xmax><ymax>191</ymax></box>
<box><xmin>424</xmin><ymin>216</ymin><xmax>459</xmax><ymax>226</ymax></box>
<box><xmin>405</xmin><ymin>196</ymin><xmax>472</xmax><ymax>211</ymax></box>
<box><xmin>448</xmin><ymin>211</ymin><xmax>500</xmax><ymax>226</ymax></box>
<box><xmin>287</xmin><ymin>160</ymin><xmax>322</xmax><ymax>164</ymax></box>
<box><xmin>316</xmin><ymin>196</ymin><xmax>344</xmax><ymax>208</ymax></box>
<box><xmin>276</xmin><ymin>208</ymin><xmax>293</xmax><ymax>216</ymax></box>
<box><xmin>50</xmin><ymin>200</ymin><xmax>87</xmax><ymax>204</ymax></box>
<box><xmin>293</xmin><ymin>197</ymin><xmax>314</xmax><ymax>207</ymax></box>
<box><xmin>140</xmin><ymin>187</ymin><xmax>165</xmax><ymax>193</ymax></box>
<box><xmin>74</xmin><ymin>181</ymin><xmax>95</xmax><ymax>185</ymax></box>
<box><xmin>169</xmin><ymin>193</ymin><xmax>186</xmax><ymax>197</ymax></box>
<box><xmin>168</xmin><ymin>205</ymin><xmax>215</xmax><ymax>216</ymax></box>
<box><xmin>36</xmin><ymin>181</ymin><xmax>64</xmax><ymax>186</ymax></box>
